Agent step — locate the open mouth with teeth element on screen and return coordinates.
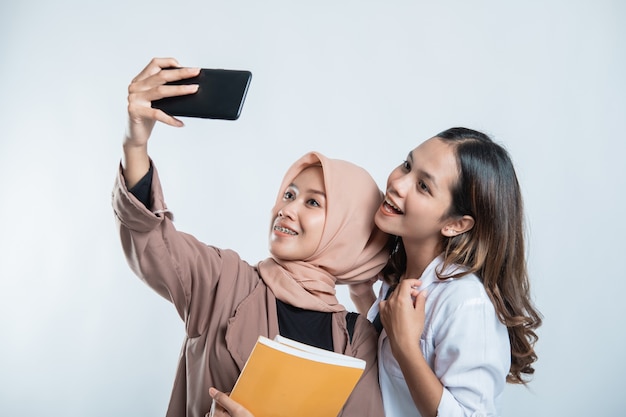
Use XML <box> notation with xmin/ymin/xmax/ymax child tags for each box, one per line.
<box><xmin>383</xmin><ymin>197</ymin><xmax>404</xmax><ymax>214</ymax></box>
<box><xmin>274</xmin><ymin>225</ymin><xmax>298</xmax><ymax>235</ymax></box>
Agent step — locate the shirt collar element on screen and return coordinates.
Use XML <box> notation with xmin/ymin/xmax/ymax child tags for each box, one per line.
<box><xmin>416</xmin><ymin>254</ymin><xmax>467</xmax><ymax>290</ymax></box>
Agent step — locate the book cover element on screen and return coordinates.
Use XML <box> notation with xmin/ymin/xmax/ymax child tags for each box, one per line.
<box><xmin>229</xmin><ymin>335</ymin><xmax>366</xmax><ymax>417</ymax></box>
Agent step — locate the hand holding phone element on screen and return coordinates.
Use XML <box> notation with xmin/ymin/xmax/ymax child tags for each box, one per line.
<box><xmin>151</xmin><ymin>68</ymin><xmax>252</xmax><ymax>120</ymax></box>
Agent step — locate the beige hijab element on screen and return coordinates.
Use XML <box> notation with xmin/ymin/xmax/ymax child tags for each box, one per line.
<box><xmin>257</xmin><ymin>152</ymin><xmax>389</xmax><ymax>312</ymax></box>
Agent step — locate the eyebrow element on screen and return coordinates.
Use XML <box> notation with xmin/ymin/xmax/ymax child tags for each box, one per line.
<box><xmin>288</xmin><ymin>183</ymin><xmax>327</xmax><ymax>198</ymax></box>
<box><xmin>408</xmin><ymin>151</ymin><xmax>439</xmax><ymax>191</ymax></box>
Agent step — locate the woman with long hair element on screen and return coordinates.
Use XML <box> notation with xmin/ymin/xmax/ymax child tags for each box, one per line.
<box><xmin>355</xmin><ymin>127</ymin><xmax>542</xmax><ymax>416</ymax></box>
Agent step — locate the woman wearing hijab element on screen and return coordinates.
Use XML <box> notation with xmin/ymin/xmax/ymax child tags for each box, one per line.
<box><xmin>113</xmin><ymin>57</ymin><xmax>389</xmax><ymax>417</ymax></box>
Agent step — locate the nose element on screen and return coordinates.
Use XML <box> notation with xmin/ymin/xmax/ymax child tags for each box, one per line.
<box><xmin>389</xmin><ymin>171</ymin><xmax>412</xmax><ymax>197</ymax></box>
<box><xmin>277</xmin><ymin>201</ymin><xmax>296</xmax><ymax>219</ymax></box>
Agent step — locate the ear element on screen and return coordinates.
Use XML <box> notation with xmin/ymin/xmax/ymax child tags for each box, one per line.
<box><xmin>441</xmin><ymin>215</ymin><xmax>475</xmax><ymax>237</ymax></box>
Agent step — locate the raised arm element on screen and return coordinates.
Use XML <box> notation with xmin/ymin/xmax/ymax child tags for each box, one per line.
<box><xmin>113</xmin><ymin>58</ymin><xmax>244</xmax><ymax>331</ymax></box>
<box><xmin>379</xmin><ymin>279</ymin><xmax>442</xmax><ymax>417</ymax></box>
<box><xmin>380</xmin><ymin>278</ymin><xmax>508</xmax><ymax>417</ymax></box>
<box><xmin>122</xmin><ymin>57</ymin><xmax>200</xmax><ymax>187</ymax></box>
<box><xmin>348</xmin><ymin>279</ymin><xmax>377</xmax><ymax>315</ymax></box>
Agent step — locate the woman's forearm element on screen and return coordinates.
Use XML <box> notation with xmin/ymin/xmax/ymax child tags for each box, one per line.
<box><xmin>122</xmin><ymin>141</ymin><xmax>150</xmax><ymax>188</ymax></box>
<box><xmin>393</xmin><ymin>346</ymin><xmax>443</xmax><ymax>417</ymax></box>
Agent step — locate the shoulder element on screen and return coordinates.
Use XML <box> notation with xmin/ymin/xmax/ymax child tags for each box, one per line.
<box><xmin>431</xmin><ymin>273</ymin><xmax>494</xmax><ymax>315</ymax></box>
<box><xmin>195</xmin><ymin>246</ymin><xmax>261</xmax><ymax>296</ymax></box>
<box><xmin>205</xmin><ymin>246</ymin><xmax>256</xmax><ymax>270</ymax></box>
<box><xmin>427</xmin><ymin>275</ymin><xmax>507</xmax><ymax>347</ymax></box>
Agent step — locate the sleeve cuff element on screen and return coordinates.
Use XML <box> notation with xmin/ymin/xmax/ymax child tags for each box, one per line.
<box><xmin>128</xmin><ymin>163</ymin><xmax>153</xmax><ymax>208</ymax></box>
<box><xmin>112</xmin><ymin>160</ymin><xmax>172</xmax><ymax>233</ymax></box>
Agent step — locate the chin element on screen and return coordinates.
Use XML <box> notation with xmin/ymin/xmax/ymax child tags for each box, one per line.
<box><xmin>374</xmin><ymin>213</ymin><xmax>397</xmax><ymax>236</ymax></box>
<box><xmin>269</xmin><ymin>245</ymin><xmax>292</xmax><ymax>261</ymax></box>
<box><xmin>374</xmin><ymin>211</ymin><xmax>388</xmax><ymax>229</ymax></box>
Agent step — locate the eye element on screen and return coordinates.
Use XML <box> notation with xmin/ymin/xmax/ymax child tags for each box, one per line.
<box><xmin>283</xmin><ymin>190</ymin><xmax>295</xmax><ymax>200</ymax></box>
<box><xmin>401</xmin><ymin>160</ymin><xmax>411</xmax><ymax>171</ymax></box>
<box><xmin>307</xmin><ymin>198</ymin><xmax>321</xmax><ymax>208</ymax></box>
<box><xmin>418</xmin><ymin>180</ymin><xmax>430</xmax><ymax>193</ymax></box>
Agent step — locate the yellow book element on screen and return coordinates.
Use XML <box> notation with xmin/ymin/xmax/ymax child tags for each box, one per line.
<box><xmin>229</xmin><ymin>335</ymin><xmax>366</xmax><ymax>417</ymax></box>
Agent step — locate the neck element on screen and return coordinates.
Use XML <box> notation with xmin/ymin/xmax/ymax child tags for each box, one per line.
<box><xmin>402</xmin><ymin>239</ymin><xmax>442</xmax><ymax>280</ymax></box>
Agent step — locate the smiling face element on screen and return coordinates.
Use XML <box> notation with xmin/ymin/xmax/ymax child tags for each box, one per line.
<box><xmin>375</xmin><ymin>137</ymin><xmax>462</xmax><ymax>252</ymax></box>
<box><xmin>269</xmin><ymin>166</ymin><xmax>327</xmax><ymax>261</ymax></box>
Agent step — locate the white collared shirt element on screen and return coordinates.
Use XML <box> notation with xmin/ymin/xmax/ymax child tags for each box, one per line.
<box><xmin>367</xmin><ymin>255</ymin><xmax>511</xmax><ymax>417</ymax></box>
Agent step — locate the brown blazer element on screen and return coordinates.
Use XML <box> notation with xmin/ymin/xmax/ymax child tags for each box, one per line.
<box><xmin>112</xmin><ymin>164</ymin><xmax>384</xmax><ymax>417</ymax></box>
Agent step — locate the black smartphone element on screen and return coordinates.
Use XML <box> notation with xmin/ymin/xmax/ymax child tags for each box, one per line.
<box><xmin>151</xmin><ymin>68</ymin><xmax>252</xmax><ymax>120</ymax></box>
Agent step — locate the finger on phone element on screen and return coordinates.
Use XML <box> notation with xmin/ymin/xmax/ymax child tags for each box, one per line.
<box><xmin>160</xmin><ymin>66</ymin><xmax>201</xmax><ymax>83</ymax></box>
<box><xmin>147</xmin><ymin>83</ymin><xmax>199</xmax><ymax>102</ymax></box>
<box><xmin>132</xmin><ymin>57</ymin><xmax>181</xmax><ymax>83</ymax></box>
<box><xmin>146</xmin><ymin>107</ymin><xmax>185</xmax><ymax>127</ymax></box>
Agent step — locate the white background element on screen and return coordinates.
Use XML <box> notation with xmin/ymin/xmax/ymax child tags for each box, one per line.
<box><xmin>1</xmin><ymin>1</ymin><xmax>624</xmax><ymax>416</ymax></box>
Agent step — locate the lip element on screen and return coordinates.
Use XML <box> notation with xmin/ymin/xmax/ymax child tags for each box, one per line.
<box><xmin>272</xmin><ymin>221</ymin><xmax>298</xmax><ymax>236</ymax></box>
<box><xmin>381</xmin><ymin>195</ymin><xmax>404</xmax><ymax>215</ymax></box>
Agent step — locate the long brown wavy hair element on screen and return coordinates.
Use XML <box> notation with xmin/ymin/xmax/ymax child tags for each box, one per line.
<box><xmin>381</xmin><ymin>127</ymin><xmax>542</xmax><ymax>384</ymax></box>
